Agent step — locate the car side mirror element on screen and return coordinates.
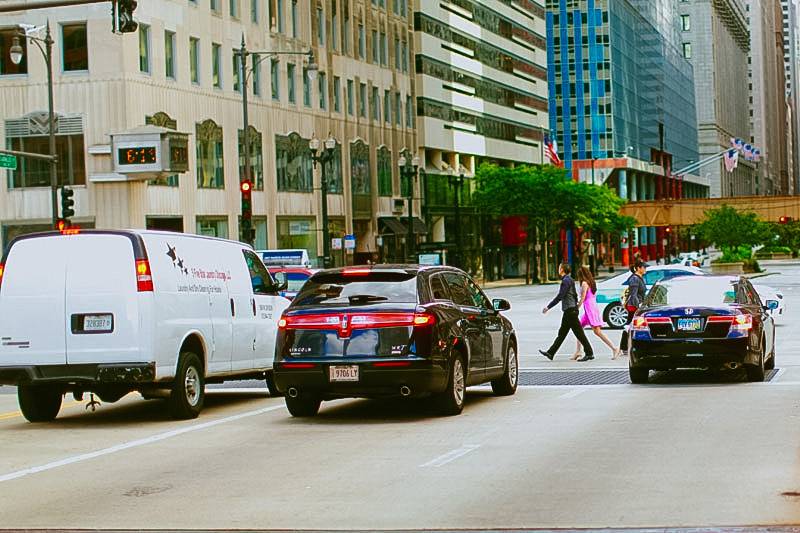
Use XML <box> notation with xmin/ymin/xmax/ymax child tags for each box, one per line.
<box><xmin>493</xmin><ymin>298</ymin><xmax>511</xmax><ymax>312</ymax></box>
<box><xmin>277</xmin><ymin>280</ymin><xmax>288</xmax><ymax>292</ymax></box>
<box><xmin>766</xmin><ymin>300</ymin><xmax>779</xmax><ymax>311</ymax></box>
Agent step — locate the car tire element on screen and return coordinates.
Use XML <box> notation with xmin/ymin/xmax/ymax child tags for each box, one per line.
<box><xmin>629</xmin><ymin>366</ymin><xmax>649</xmax><ymax>384</ymax></box>
<box><xmin>491</xmin><ymin>343</ymin><xmax>518</xmax><ymax>396</ymax></box>
<box><xmin>18</xmin><ymin>384</ymin><xmax>62</xmax><ymax>423</ymax></box>
<box><xmin>284</xmin><ymin>393</ymin><xmax>321</xmax><ymax>417</ymax></box>
<box><xmin>765</xmin><ymin>340</ymin><xmax>776</xmax><ymax>370</ymax></box>
<box><xmin>746</xmin><ymin>342</ymin><xmax>766</xmax><ymax>382</ymax></box>
<box><xmin>435</xmin><ymin>355</ymin><xmax>466</xmax><ymax>416</ymax></box>
<box><xmin>265</xmin><ymin>370</ymin><xmax>283</xmax><ymax>397</ymax></box>
<box><xmin>605</xmin><ymin>303</ymin><xmax>628</xmax><ymax>329</ymax></box>
<box><xmin>168</xmin><ymin>351</ymin><xmax>205</xmax><ymax>419</ymax></box>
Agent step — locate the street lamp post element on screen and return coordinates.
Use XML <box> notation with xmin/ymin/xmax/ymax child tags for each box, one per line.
<box><xmin>235</xmin><ymin>35</ymin><xmax>317</xmax><ymax>246</ymax></box>
<box><xmin>398</xmin><ymin>153</ymin><xmax>420</xmax><ymax>263</ymax></box>
<box><xmin>310</xmin><ymin>134</ymin><xmax>337</xmax><ymax>268</ymax></box>
<box><xmin>448</xmin><ymin>170</ymin><xmax>466</xmax><ymax>268</ymax></box>
<box><xmin>591</xmin><ymin>156</ymin><xmax>599</xmax><ymax>185</ymax></box>
<box><xmin>10</xmin><ymin>23</ymin><xmax>58</xmax><ymax>227</ymax></box>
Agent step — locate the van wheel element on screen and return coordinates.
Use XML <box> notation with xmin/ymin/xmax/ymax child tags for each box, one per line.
<box><xmin>435</xmin><ymin>355</ymin><xmax>466</xmax><ymax>416</ymax></box>
<box><xmin>18</xmin><ymin>384</ymin><xmax>62</xmax><ymax>422</ymax></box>
<box><xmin>265</xmin><ymin>370</ymin><xmax>283</xmax><ymax>397</ymax></box>
<box><xmin>491</xmin><ymin>343</ymin><xmax>518</xmax><ymax>396</ymax></box>
<box><xmin>168</xmin><ymin>352</ymin><xmax>205</xmax><ymax>419</ymax></box>
<box><xmin>284</xmin><ymin>393</ymin><xmax>321</xmax><ymax>417</ymax></box>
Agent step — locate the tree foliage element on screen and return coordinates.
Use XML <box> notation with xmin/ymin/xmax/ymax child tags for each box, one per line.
<box><xmin>693</xmin><ymin>205</ymin><xmax>770</xmax><ymax>257</ymax></box>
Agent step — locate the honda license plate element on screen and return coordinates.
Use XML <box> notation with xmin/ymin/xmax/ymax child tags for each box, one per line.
<box><xmin>329</xmin><ymin>365</ymin><xmax>359</xmax><ymax>382</ymax></box>
<box><xmin>83</xmin><ymin>314</ymin><xmax>113</xmax><ymax>332</ymax></box>
<box><xmin>677</xmin><ymin>318</ymin><xmax>701</xmax><ymax>332</ymax></box>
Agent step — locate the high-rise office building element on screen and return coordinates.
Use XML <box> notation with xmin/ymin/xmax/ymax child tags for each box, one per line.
<box><xmin>781</xmin><ymin>0</ymin><xmax>800</xmax><ymax>193</ymax></box>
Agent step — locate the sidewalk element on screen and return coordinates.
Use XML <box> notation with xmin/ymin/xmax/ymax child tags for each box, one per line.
<box><xmin>479</xmin><ymin>267</ymin><xmax>620</xmax><ymax>290</ymax></box>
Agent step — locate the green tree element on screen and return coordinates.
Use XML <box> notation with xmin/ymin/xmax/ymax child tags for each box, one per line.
<box><xmin>694</xmin><ymin>205</ymin><xmax>770</xmax><ymax>261</ymax></box>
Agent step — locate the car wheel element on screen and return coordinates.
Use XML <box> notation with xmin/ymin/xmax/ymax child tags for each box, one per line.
<box><xmin>284</xmin><ymin>393</ymin><xmax>321</xmax><ymax>417</ymax></box>
<box><xmin>435</xmin><ymin>355</ymin><xmax>466</xmax><ymax>416</ymax></box>
<box><xmin>18</xmin><ymin>384</ymin><xmax>62</xmax><ymax>423</ymax></box>
<box><xmin>168</xmin><ymin>351</ymin><xmax>205</xmax><ymax>419</ymax></box>
<box><xmin>746</xmin><ymin>342</ymin><xmax>766</xmax><ymax>382</ymax></box>
<box><xmin>491</xmin><ymin>343</ymin><xmax>518</xmax><ymax>396</ymax></box>
<box><xmin>265</xmin><ymin>370</ymin><xmax>283</xmax><ymax>397</ymax></box>
<box><xmin>605</xmin><ymin>303</ymin><xmax>628</xmax><ymax>329</ymax></box>
<box><xmin>765</xmin><ymin>340</ymin><xmax>776</xmax><ymax>370</ymax></box>
<box><xmin>629</xmin><ymin>366</ymin><xmax>649</xmax><ymax>384</ymax></box>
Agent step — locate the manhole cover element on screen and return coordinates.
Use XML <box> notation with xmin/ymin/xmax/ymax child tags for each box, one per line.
<box><xmin>518</xmin><ymin>369</ymin><xmax>779</xmax><ymax>386</ymax></box>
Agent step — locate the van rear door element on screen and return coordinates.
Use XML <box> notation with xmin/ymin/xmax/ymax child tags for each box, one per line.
<box><xmin>65</xmin><ymin>234</ymin><xmax>144</xmax><ymax>364</ymax></box>
<box><xmin>0</xmin><ymin>236</ymin><xmax>69</xmax><ymax>366</ymax></box>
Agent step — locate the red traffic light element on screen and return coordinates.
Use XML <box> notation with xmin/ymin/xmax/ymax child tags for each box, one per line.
<box><xmin>240</xmin><ymin>180</ymin><xmax>252</xmax><ymax>193</ymax></box>
<box><xmin>665</xmin><ymin>227</ymin><xmax>671</xmax><ymax>233</ymax></box>
<box><xmin>779</xmin><ymin>216</ymin><xmax>793</xmax><ymax>224</ymax></box>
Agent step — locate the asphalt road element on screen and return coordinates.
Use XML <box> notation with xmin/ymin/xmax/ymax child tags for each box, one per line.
<box><xmin>0</xmin><ymin>261</ymin><xmax>799</xmax><ymax>530</ymax></box>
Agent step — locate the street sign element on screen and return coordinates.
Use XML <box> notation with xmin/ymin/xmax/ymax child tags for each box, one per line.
<box><xmin>331</xmin><ymin>238</ymin><xmax>343</xmax><ymax>250</ymax></box>
<box><xmin>0</xmin><ymin>154</ymin><xmax>17</xmax><ymax>170</ymax></box>
<box><xmin>344</xmin><ymin>234</ymin><xmax>356</xmax><ymax>253</ymax></box>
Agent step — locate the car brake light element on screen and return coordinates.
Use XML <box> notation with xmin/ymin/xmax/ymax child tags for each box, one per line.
<box><xmin>135</xmin><ymin>259</ymin><xmax>154</xmax><ymax>292</ymax></box>
<box><xmin>342</xmin><ymin>268</ymin><xmax>372</xmax><ymax>276</ymax></box>
<box><xmin>372</xmin><ymin>361</ymin><xmax>412</xmax><ymax>368</ymax></box>
<box><xmin>707</xmin><ymin>316</ymin><xmax>733</xmax><ymax>323</ymax></box>
<box><xmin>632</xmin><ymin>316</ymin><xmax>670</xmax><ymax>331</ymax></box>
<box><xmin>732</xmin><ymin>314</ymin><xmax>753</xmax><ymax>331</ymax></box>
<box><xmin>412</xmin><ymin>313</ymin><xmax>436</xmax><ymax>327</ymax></box>
<box><xmin>0</xmin><ymin>262</ymin><xmax>4</xmax><ymax>291</ymax></box>
<box><xmin>278</xmin><ymin>312</ymin><xmax>436</xmax><ymax>334</ymax></box>
<box><xmin>280</xmin><ymin>362</ymin><xmax>317</xmax><ymax>369</ymax></box>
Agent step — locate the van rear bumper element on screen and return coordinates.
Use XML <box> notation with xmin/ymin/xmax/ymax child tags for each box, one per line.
<box><xmin>0</xmin><ymin>363</ymin><xmax>156</xmax><ymax>386</ymax></box>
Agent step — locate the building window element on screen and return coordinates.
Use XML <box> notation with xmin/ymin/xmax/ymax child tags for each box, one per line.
<box><xmin>145</xmin><ymin>111</ymin><xmax>179</xmax><ymax>186</ymax></box>
<box><xmin>317</xmin><ymin>6</ymin><xmax>325</xmax><ymax>45</ymax></box>
<box><xmin>394</xmin><ymin>37</ymin><xmax>400</xmax><ymax>69</ymax></box>
<box><xmin>5</xmin><ymin>112</ymin><xmax>85</xmax><ymax>188</ymax></box>
<box><xmin>287</xmin><ymin>62</ymin><xmax>296</xmax><ymax>103</ymax></box>
<box><xmin>329</xmin><ymin>143</ymin><xmax>343</xmax><ymax>193</ymax></box>
<box><xmin>406</xmin><ymin>94</ymin><xmax>412</xmax><ymax>127</ymax></box>
<box><xmin>681</xmin><ymin>14</ymin><xmax>690</xmax><ymax>31</ymax></box>
<box><xmin>165</xmin><ymin>30</ymin><xmax>176</xmax><ymax>79</ymax></box>
<box><xmin>395</xmin><ymin>92</ymin><xmax>401</xmax><ymax>125</ymax></box>
<box><xmin>271</xmin><ymin>58</ymin><xmax>280</xmax><ymax>100</ymax></box>
<box><xmin>347</xmin><ymin>79</ymin><xmax>354</xmax><ymax>115</ymax></box>
<box><xmin>332</xmin><ymin>0</ymin><xmax>339</xmax><ymax>51</ymax></box>
<box><xmin>277</xmin><ymin>217</ymin><xmax>317</xmax><ymax>259</ymax></box>
<box><xmin>358</xmin><ymin>24</ymin><xmax>365</xmax><ymax>59</ymax></box>
<box><xmin>197</xmin><ymin>217</ymin><xmax>228</xmax><ymax>238</ymax></box>
<box><xmin>359</xmin><ymin>82</ymin><xmax>367</xmax><ymax>117</ymax></box>
<box><xmin>251</xmin><ymin>0</ymin><xmax>259</xmax><ymax>22</ymax></box>
<box><xmin>384</xmin><ymin>90</ymin><xmax>392</xmax><ymax>124</ymax></box>
<box><xmin>682</xmin><ymin>42</ymin><xmax>692</xmax><ymax>59</ymax></box>
<box><xmin>380</xmin><ymin>31</ymin><xmax>387</xmax><ymax>65</ymax></box>
<box><xmin>377</xmin><ymin>146</ymin><xmax>392</xmax><ymax>196</ymax></box>
<box><xmin>1</xmin><ymin>29</ymin><xmax>27</xmax><ymax>75</ymax></box>
<box><xmin>62</xmin><ymin>22</ymin><xmax>88</xmax><ymax>72</ymax></box>
<box><xmin>318</xmin><ymin>71</ymin><xmax>327</xmax><ymax>109</ymax></box>
<box><xmin>371</xmin><ymin>86</ymin><xmax>380</xmax><ymax>121</ymax></box>
<box><xmin>230</xmin><ymin>0</ymin><xmax>239</xmax><ymax>18</ymax></box>
<box><xmin>343</xmin><ymin>9</ymin><xmax>350</xmax><ymax>53</ymax></box>
<box><xmin>212</xmin><ymin>43</ymin><xmax>222</xmax><ymax>88</ymax></box>
<box><xmin>276</xmin><ymin>132</ymin><xmax>313</xmax><ymax>192</ymax></box>
<box><xmin>238</xmin><ymin>126</ymin><xmax>264</xmax><ymax>189</ymax></box>
<box><xmin>190</xmin><ymin>37</ymin><xmax>200</xmax><ymax>84</ymax></box>
<box><xmin>233</xmin><ymin>52</ymin><xmax>242</xmax><ymax>92</ymax></box>
<box><xmin>138</xmin><ymin>25</ymin><xmax>151</xmax><ymax>73</ymax></box>
<box><xmin>393</xmin><ymin>0</ymin><xmax>399</xmax><ymax>15</ymax></box>
<box><xmin>211</xmin><ymin>0</ymin><xmax>220</xmax><ymax>13</ymax></box>
<box><xmin>371</xmin><ymin>30</ymin><xmax>379</xmax><ymax>63</ymax></box>
<box><xmin>277</xmin><ymin>0</ymin><xmax>285</xmax><ymax>33</ymax></box>
<box><xmin>290</xmin><ymin>0</ymin><xmax>297</xmax><ymax>37</ymax></box>
<box><xmin>252</xmin><ymin>59</ymin><xmax>261</xmax><ymax>96</ymax></box>
<box><xmin>333</xmin><ymin>76</ymin><xmax>341</xmax><ymax>112</ymax></box>
<box><xmin>303</xmin><ymin>66</ymin><xmax>311</xmax><ymax>106</ymax></box>
<box><xmin>350</xmin><ymin>139</ymin><xmax>371</xmax><ymax>195</ymax></box>
<box><xmin>196</xmin><ymin>119</ymin><xmax>224</xmax><ymax>188</ymax></box>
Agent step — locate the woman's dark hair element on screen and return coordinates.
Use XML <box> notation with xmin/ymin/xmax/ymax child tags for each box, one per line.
<box><xmin>577</xmin><ymin>266</ymin><xmax>597</xmax><ymax>293</ymax></box>
<box><xmin>634</xmin><ymin>260</ymin><xmax>647</xmax><ymax>272</ymax></box>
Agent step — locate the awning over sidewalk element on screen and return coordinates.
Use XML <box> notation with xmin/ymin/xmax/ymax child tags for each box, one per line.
<box><xmin>378</xmin><ymin>216</ymin><xmax>428</xmax><ymax>235</ymax></box>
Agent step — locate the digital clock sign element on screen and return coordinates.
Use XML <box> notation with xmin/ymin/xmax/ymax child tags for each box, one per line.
<box><xmin>118</xmin><ymin>146</ymin><xmax>158</xmax><ymax>165</ymax></box>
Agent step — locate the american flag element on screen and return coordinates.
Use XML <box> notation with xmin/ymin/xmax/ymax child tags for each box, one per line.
<box><xmin>544</xmin><ymin>134</ymin><xmax>563</xmax><ymax>167</ymax></box>
<box><xmin>753</xmin><ymin>148</ymin><xmax>761</xmax><ymax>162</ymax></box>
<box><xmin>743</xmin><ymin>144</ymin><xmax>754</xmax><ymax>161</ymax></box>
<box><xmin>723</xmin><ymin>149</ymin><xmax>739</xmax><ymax>173</ymax></box>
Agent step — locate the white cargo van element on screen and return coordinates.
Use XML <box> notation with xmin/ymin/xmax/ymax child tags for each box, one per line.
<box><xmin>0</xmin><ymin>230</ymin><xmax>290</xmax><ymax>422</ymax></box>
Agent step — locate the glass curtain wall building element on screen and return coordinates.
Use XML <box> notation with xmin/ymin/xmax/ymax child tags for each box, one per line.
<box><xmin>546</xmin><ymin>0</ymin><xmax>699</xmax><ymax>170</ymax></box>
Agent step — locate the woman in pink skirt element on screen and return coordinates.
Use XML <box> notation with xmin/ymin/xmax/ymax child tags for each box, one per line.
<box><xmin>572</xmin><ymin>266</ymin><xmax>622</xmax><ymax>360</ymax></box>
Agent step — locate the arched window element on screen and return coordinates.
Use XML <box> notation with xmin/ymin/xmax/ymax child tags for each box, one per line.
<box><xmin>276</xmin><ymin>132</ymin><xmax>313</xmax><ymax>192</ymax></box>
<box><xmin>196</xmin><ymin>119</ymin><xmax>224</xmax><ymax>189</ymax></box>
<box><xmin>350</xmin><ymin>139</ymin><xmax>371</xmax><ymax>195</ymax></box>
<box><xmin>146</xmin><ymin>112</ymin><xmax>179</xmax><ymax>186</ymax></box>
<box><xmin>377</xmin><ymin>146</ymin><xmax>392</xmax><ymax>196</ymax></box>
<box><xmin>238</xmin><ymin>125</ymin><xmax>264</xmax><ymax>190</ymax></box>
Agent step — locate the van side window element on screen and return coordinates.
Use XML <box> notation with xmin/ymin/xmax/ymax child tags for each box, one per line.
<box><xmin>243</xmin><ymin>250</ymin><xmax>278</xmax><ymax>295</ymax></box>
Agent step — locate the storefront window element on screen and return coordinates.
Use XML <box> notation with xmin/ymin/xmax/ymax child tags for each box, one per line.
<box><xmin>277</xmin><ymin>217</ymin><xmax>318</xmax><ymax>262</ymax></box>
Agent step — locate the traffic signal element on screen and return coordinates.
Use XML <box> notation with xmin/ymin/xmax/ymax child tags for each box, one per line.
<box><xmin>60</xmin><ymin>186</ymin><xmax>75</xmax><ymax>222</ymax></box>
<box><xmin>240</xmin><ymin>180</ymin><xmax>253</xmax><ymax>243</ymax></box>
<box><xmin>779</xmin><ymin>216</ymin><xmax>793</xmax><ymax>224</ymax></box>
<box><xmin>665</xmin><ymin>227</ymin><xmax>672</xmax><ymax>234</ymax></box>
<box><xmin>115</xmin><ymin>0</ymin><xmax>139</xmax><ymax>33</ymax></box>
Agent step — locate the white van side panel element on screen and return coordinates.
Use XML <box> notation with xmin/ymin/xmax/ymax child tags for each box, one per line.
<box><xmin>0</xmin><ymin>237</ymin><xmax>69</xmax><ymax>366</ymax></box>
<box><xmin>65</xmin><ymin>235</ymin><xmax>144</xmax><ymax>365</ymax></box>
<box><xmin>142</xmin><ymin>234</ymin><xmax>231</xmax><ymax>377</ymax></box>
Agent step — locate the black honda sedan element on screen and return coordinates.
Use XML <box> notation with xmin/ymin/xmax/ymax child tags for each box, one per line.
<box><xmin>629</xmin><ymin>275</ymin><xmax>777</xmax><ymax>383</ymax></box>
<box><xmin>272</xmin><ymin>265</ymin><xmax>518</xmax><ymax>417</ymax></box>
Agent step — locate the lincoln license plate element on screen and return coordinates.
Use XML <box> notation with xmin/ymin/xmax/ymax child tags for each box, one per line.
<box><xmin>677</xmin><ymin>318</ymin><xmax>701</xmax><ymax>332</ymax></box>
<box><xmin>329</xmin><ymin>365</ymin><xmax>359</xmax><ymax>382</ymax></box>
<box><xmin>83</xmin><ymin>314</ymin><xmax>113</xmax><ymax>332</ymax></box>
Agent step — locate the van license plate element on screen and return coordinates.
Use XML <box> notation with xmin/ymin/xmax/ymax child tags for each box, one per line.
<box><xmin>329</xmin><ymin>365</ymin><xmax>359</xmax><ymax>382</ymax></box>
<box><xmin>84</xmin><ymin>314</ymin><xmax>113</xmax><ymax>332</ymax></box>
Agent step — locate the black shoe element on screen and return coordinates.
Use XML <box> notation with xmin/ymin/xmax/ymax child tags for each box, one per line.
<box><xmin>539</xmin><ymin>350</ymin><xmax>555</xmax><ymax>361</ymax></box>
<box><xmin>577</xmin><ymin>354</ymin><xmax>595</xmax><ymax>362</ymax></box>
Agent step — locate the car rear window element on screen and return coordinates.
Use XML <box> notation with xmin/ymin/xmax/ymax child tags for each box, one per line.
<box><xmin>293</xmin><ymin>271</ymin><xmax>418</xmax><ymax>306</ymax></box>
<box><xmin>646</xmin><ymin>279</ymin><xmax>738</xmax><ymax>307</ymax></box>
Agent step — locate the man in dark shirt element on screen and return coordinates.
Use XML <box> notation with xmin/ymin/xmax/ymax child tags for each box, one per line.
<box><xmin>539</xmin><ymin>263</ymin><xmax>594</xmax><ymax>361</ymax></box>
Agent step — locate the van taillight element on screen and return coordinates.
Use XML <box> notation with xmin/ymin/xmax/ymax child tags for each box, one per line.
<box><xmin>136</xmin><ymin>260</ymin><xmax>154</xmax><ymax>292</ymax></box>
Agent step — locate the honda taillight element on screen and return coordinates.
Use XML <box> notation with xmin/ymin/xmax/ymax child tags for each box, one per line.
<box><xmin>135</xmin><ymin>259</ymin><xmax>154</xmax><ymax>292</ymax></box>
<box><xmin>732</xmin><ymin>314</ymin><xmax>753</xmax><ymax>331</ymax></box>
<box><xmin>632</xmin><ymin>316</ymin><xmax>670</xmax><ymax>331</ymax></box>
<box><xmin>707</xmin><ymin>316</ymin><xmax>733</xmax><ymax>324</ymax></box>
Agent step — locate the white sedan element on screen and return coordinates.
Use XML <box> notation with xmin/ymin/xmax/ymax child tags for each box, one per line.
<box><xmin>753</xmin><ymin>284</ymin><xmax>786</xmax><ymax>324</ymax></box>
<box><xmin>595</xmin><ymin>265</ymin><xmax>706</xmax><ymax>328</ymax></box>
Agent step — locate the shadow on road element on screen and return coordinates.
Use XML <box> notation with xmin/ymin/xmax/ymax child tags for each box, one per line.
<box><xmin>644</xmin><ymin>368</ymin><xmax>779</xmax><ymax>386</ymax></box>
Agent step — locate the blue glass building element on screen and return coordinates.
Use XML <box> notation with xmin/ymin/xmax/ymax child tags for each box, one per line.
<box><xmin>546</xmin><ymin>0</ymin><xmax>699</xmax><ymax>170</ymax></box>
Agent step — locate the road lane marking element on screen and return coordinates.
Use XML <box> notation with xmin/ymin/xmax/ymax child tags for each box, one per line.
<box><xmin>0</xmin><ymin>404</ymin><xmax>285</xmax><ymax>484</ymax></box>
<box><xmin>558</xmin><ymin>389</ymin><xmax>587</xmax><ymax>399</ymax></box>
<box><xmin>420</xmin><ymin>444</ymin><xmax>481</xmax><ymax>468</ymax></box>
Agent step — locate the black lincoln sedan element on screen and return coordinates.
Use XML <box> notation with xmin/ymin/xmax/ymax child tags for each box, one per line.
<box><xmin>272</xmin><ymin>265</ymin><xmax>518</xmax><ymax>417</ymax></box>
<box><xmin>629</xmin><ymin>275</ymin><xmax>777</xmax><ymax>384</ymax></box>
